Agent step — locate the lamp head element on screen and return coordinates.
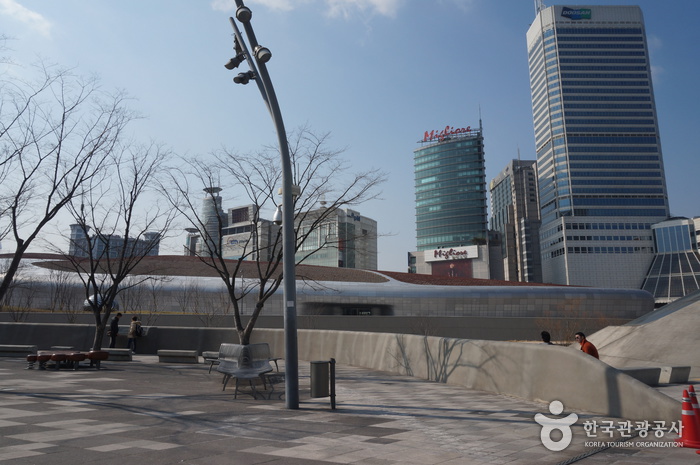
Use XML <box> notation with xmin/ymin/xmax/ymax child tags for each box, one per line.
<box><xmin>236</xmin><ymin>6</ymin><xmax>252</xmax><ymax>22</ymax></box>
<box><xmin>224</xmin><ymin>54</ymin><xmax>244</xmax><ymax>70</ymax></box>
<box><xmin>233</xmin><ymin>71</ymin><xmax>254</xmax><ymax>84</ymax></box>
<box><xmin>272</xmin><ymin>205</ymin><xmax>283</xmax><ymax>225</ymax></box>
<box><xmin>254</xmin><ymin>45</ymin><xmax>272</xmax><ymax>64</ymax></box>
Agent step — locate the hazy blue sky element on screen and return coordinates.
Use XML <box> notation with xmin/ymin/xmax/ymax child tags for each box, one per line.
<box><xmin>2</xmin><ymin>0</ymin><xmax>698</xmax><ymax>271</ymax></box>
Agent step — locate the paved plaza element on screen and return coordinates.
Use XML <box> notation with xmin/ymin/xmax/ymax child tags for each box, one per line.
<box><xmin>0</xmin><ymin>356</ymin><xmax>697</xmax><ymax>465</ymax></box>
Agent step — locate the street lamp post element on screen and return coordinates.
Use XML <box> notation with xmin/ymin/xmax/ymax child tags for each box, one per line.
<box><xmin>226</xmin><ymin>1</ymin><xmax>299</xmax><ymax>409</ymax></box>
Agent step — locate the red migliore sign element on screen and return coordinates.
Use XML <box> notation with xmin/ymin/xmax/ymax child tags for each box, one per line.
<box><xmin>423</xmin><ymin>125</ymin><xmax>472</xmax><ymax>142</ymax></box>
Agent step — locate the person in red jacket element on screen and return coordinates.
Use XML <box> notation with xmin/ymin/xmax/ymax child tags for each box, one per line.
<box><xmin>574</xmin><ymin>332</ymin><xmax>599</xmax><ymax>359</ymax></box>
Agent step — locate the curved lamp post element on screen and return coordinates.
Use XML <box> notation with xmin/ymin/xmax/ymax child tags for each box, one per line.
<box><xmin>226</xmin><ymin>1</ymin><xmax>299</xmax><ymax>409</ymax></box>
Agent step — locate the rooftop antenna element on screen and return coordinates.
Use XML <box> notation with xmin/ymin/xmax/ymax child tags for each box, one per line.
<box><xmin>534</xmin><ymin>0</ymin><xmax>545</xmax><ymax>15</ymax></box>
<box><xmin>478</xmin><ymin>105</ymin><xmax>483</xmax><ymax>133</ymax></box>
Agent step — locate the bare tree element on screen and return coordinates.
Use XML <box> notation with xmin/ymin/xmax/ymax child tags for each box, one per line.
<box><xmin>46</xmin><ymin>267</ymin><xmax>82</xmax><ymax>322</ymax></box>
<box><xmin>119</xmin><ymin>276</ymin><xmax>147</xmax><ymax>315</ymax></box>
<box><xmin>164</xmin><ymin>126</ymin><xmax>385</xmax><ymax>345</ymax></box>
<box><xmin>0</xmin><ymin>61</ymin><xmax>133</xmax><ymax>303</ymax></box>
<box><xmin>57</xmin><ymin>143</ymin><xmax>176</xmax><ymax>350</ymax></box>
<box><xmin>0</xmin><ymin>258</ymin><xmax>33</xmax><ymax>322</ymax></box>
<box><xmin>140</xmin><ymin>276</ymin><xmax>170</xmax><ymax>326</ymax></box>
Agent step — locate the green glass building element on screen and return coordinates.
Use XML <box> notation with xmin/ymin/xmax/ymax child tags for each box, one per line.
<box><xmin>414</xmin><ymin>124</ymin><xmax>488</xmax><ymax>252</ymax></box>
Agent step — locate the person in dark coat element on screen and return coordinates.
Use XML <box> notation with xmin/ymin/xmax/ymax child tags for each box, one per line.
<box><xmin>541</xmin><ymin>331</ymin><xmax>554</xmax><ymax>345</ymax></box>
<box><xmin>109</xmin><ymin>312</ymin><xmax>122</xmax><ymax>348</ymax></box>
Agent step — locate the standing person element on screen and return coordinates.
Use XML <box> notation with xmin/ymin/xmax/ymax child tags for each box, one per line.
<box><xmin>127</xmin><ymin>316</ymin><xmax>142</xmax><ymax>354</ymax></box>
<box><xmin>574</xmin><ymin>332</ymin><xmax>599</xmax><ymax>359</ymax></box>
<box><xmin>108</xmin><ymin>312</ymin><xmax>122</xmax><ymax>348</ymax></box>
<box><xmin>541</xmin><ymin>331</ymin><xmax>553</xmax><ymax>345</ymax></box>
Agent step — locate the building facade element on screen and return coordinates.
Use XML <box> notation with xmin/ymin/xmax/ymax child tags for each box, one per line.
<box><xmin>69</xmin><ymin>224</ymin><xmax>160</xmax><ymax>258</ymax></box>
<box><xmin>526</xmin><ymin>5</ymin><xmax>670</xmax><ymax>288</ymax></box>
<box><xmin>221</xmin><ymin>205</ymin><xmax>280</xmax><ymax>262</ymax></box>
<box><xmin>414</xmin><ymin>124</ymin><xmax>488</xmax><ymax>252</ymax></box>
<box><xmin>183</xmin><ymin>190</ymin><xmax>377</xmax><ymax>270</ymax></box>
<box><xmin>295</xmin><ymin>207</ymin><xmax>378</xmax><ymax>270</ymax></box>
<box><xmin>489</xmin><ymin>159</ymin><xmax>542</xmax><ymax>282</ymax></box>
<box><xmin>642</xmin><ymin>217</ymin><xmax>700</xmax><ymax>305</ymax></box>
<box><xmin>411</xmin><ymin>124</ymin><xmax>489</xmax><ymax>277</ymax></box>
<box><xmin>408</xmin><ymin>245</ymin><xmax>491</xmax><ymax>278</ymax></box>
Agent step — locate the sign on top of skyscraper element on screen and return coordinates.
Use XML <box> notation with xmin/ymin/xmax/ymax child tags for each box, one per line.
<box><xmin>560</xmin><ymin>7</ymin><xmax>591</xmax><ymax>20</ymax></box>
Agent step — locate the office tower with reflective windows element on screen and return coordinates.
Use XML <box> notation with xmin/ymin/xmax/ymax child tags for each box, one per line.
<box><xmin>526</xmin><ymin>5</ymin><xmax>670</xmax><ymax>288</ymax></box>
<box><xmin>414</xmin><ymin>124</ymin><xmax>488</xmax><ymax>252</ymax></box>
<box><xmin>410</xmin><ymin>124</ymin><xmax>489</xmax><ymax>278</ymax></box>
<box><xmin>489</xmin><ymin>159</ymin><xmax>542</xmax><ymax>283</ymax></box>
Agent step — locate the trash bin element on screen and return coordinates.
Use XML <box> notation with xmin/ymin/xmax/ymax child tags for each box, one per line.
<box><xmin>310</xmin><ymin>360</ymin><xmax>330</xmax><ymax>398</ymax></box>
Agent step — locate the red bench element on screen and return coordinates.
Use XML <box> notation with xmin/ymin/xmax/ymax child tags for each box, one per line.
<box><xmin>27</xmin><ymin>350</ymin><xmax>109</xmax><ymax>370</ymax></box>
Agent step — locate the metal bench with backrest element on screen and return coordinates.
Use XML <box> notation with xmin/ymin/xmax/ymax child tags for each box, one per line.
<box><xmin>216</xmin><ymin>343</ymin><xmax>274</xmax><ymax>398</ymax></box>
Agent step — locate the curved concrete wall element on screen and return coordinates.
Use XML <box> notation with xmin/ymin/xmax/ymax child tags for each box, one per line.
<box><xmin>0</xmin><ymin>323</ymin><xmax>679</xmax><ymax>422</ymax></box>
<box><xmin>251</xmin><ymin>328</ymin><xmax>680</xmax><ymax>423</ymax></box>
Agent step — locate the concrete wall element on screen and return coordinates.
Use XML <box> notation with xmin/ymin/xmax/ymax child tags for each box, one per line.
<box><xmin>250</xmin><ymin>329</ymin><xmax>678</xmax><ymax>424</ymax></box>
<box><xmin>0</xmin><ymin>322</ymin><xmax>679</xmax><ymax>423</ymax></box>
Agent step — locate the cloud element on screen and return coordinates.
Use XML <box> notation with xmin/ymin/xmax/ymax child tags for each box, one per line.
<box><xmin>646</xmin><ymin>34</ymin><xmax>664</xmax><ymax>83</ymax></box>
<box><xmin>439</xmin><ymin>0</ymin><xmax>476</xmax><ymax>13</ymax></box>
<box><xmin>647</xmin><ymin>33</ymin><xmax>662</xmax><ymax>53</ymax></box>
<box><xmin>211</xmin><ymin>0</ymin><xmax>401</xmax><ymax>18</ymax></box>
<box><xmin>324</xmin><ymin>0</ymin><xmax>402</xmax><ymax>19</ymax></box>
<box><xmin>212</xmin><ymin>0</ymin><xmax>296</xmax><ymax>12</ymax></box>
<box><xmin>0</xmin><ymin>0</ymin><xmax>51</xmax><ymax>37</ymax></box>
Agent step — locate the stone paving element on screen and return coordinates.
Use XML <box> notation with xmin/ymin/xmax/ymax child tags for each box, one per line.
<box><xmin>0</xmin><ymin>356</ymin><xmax>698</xmax><ymax>465</ymax></box>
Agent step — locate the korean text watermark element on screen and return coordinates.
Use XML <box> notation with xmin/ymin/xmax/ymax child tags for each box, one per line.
<box><xmin>535</xmin><ymin>401</ymin><xmax>683</xmax><ymax>451</ymax></box>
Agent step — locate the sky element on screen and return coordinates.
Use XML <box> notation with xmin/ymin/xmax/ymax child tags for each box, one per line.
<box><xmin>1</xmin><ymin>0</ymin><xmax>698</xmax><ymax>272</ymax></box>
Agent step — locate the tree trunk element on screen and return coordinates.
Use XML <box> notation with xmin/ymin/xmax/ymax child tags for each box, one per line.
<box><xmin>0</xmin><ymin>242</ymin><xmax>27</xmax><ymax>304</ymax></box>
<box><xmin>91</xmin><ymin>308</ymin><xmax>112</xmax><ymax>351</ymax></box>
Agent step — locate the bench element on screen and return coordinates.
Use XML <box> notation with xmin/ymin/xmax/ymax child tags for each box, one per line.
<box><xmin>87</xmin><ymin>350</ymin><xmax>110</xmax><ymax>369</ymax></box>
<box><xmin>260</xmin><ymin>371</ymin><xmax>286</xmax><ymax>400</ymax></box>
<box><xmin>157</xmin><ymin>349</ymin><xmax>199</xmax><ymax>364</ymax></box>
<box><xmin>0</xmin><ymin>344</ymin><xmax>38</xmax><ymax>357</ymax></box>
<box><xmin>104</xmin><ymin>348</ymin><xmax>133</xmax><ymax>361</ymax></box>
<box><xmin>216</xmin><ymin>343</ymin><xmax>274</xmax><ymax>398</ymax></box>
<box><xmin>205</xmin><ymin>348</ymin><xmax>281</xmax><ymax>374</ymax></box>
<box><xmin>203</xmin><ymin>351</ymin><xmax>220</xmax><ymax>373</ymax></box>
<box><xmin>620</xmin><ymin>367</ymin><xmax>662</xmax><ymax>386</ymax></box>
<box><xmin>27</xmin><ymin>350</ymin><xmax>109</xmax><ymax>370</ymax></box>
<box><xmin>659</xmin><ymin>366</ymin><xmax>691</xmax><ymax>384</ymax></box>
<box><xmin>619</xmin><ymin>366</ymin><xmax>692</xmax><ymax>385</ymax></box>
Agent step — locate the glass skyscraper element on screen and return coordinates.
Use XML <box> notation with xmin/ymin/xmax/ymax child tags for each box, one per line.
<box><xmin>414</xmin><ymin>124</ymin><xmax>487</xmax><ymax>252</ymax></box>
<box><xmin>489</xmin><ymin>159</ymin><xmax>542</xmax><ymax>282</ymax></box>
<box><xmin>526</xmin><ymin>5</ymin><xmax>670</xmax><ymax>288</ymax></box>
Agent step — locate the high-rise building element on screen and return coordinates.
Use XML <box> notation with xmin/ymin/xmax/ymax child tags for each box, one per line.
<box><xmin>489</xmin><ymin>159</ymin><xmax>542</xmax><ymax>282</ymax></box>
<box><xmin>68</xmin><ymin>224</ymin><xmax>160</xmax><ymax>258</ymax></box>
<box><xmin>183</xmin><ymin>193</ymin><xmax>378</xmax><ymax>270</ymax></box>
<box><xmin>295</xmin><ymin>206</ymin><xmax>378</xmax><ymax>270</ymax></box>
<box><xmin>221</xmin><ymin>205</ymin><xmax>280</xmax><ymax>262</ymax></box>
<box><xmin>526</xmin><ymin>5</ymin><xmax>670</xmax><ymax>288</ymax></box>
<box><xmin>200</xmin><ymin>187</ymin><xmax>226</xmax><ymax>257</ymax></box>
<box><xmin>414</xmin><ymin>123</ymin><xmax>488</xmax><ymax>251</ymax></box>
<box><xmin>410</xmin><ymin>123</ymin><xmax>489</xmax><ymax>277</ymax></box>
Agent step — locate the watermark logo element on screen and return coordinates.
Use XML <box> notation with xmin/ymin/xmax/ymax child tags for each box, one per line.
<box><xmin>534</xmin><ymin>402</ymin><xmax>684</xmax><ymax>451</ymax></box>
<box><xmin>534</xmin><ymin>401</ymin><xmax>578</xmax><ymax>451</ymax></box>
